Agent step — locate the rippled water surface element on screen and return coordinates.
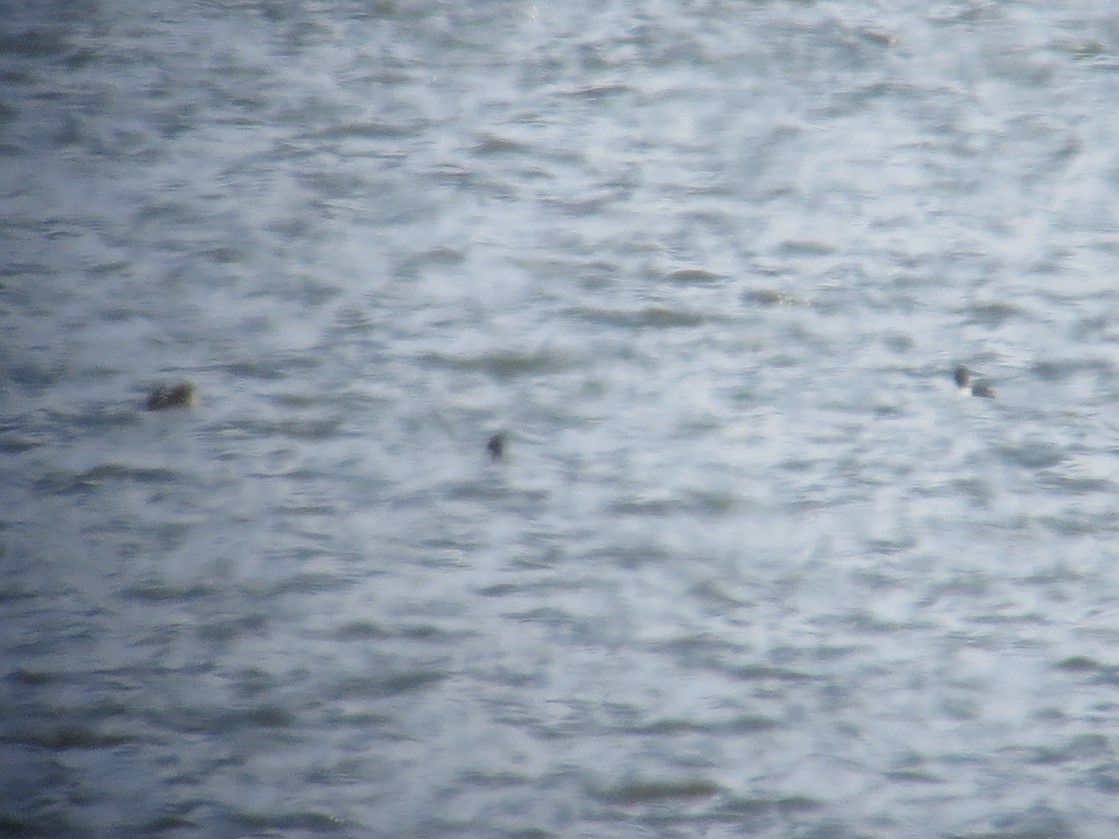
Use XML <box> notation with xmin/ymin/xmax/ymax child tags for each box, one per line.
<box><xmin>6</xmin><ymin>1</ymin><xmax>1119</xmax><ymax>836</ymax></box>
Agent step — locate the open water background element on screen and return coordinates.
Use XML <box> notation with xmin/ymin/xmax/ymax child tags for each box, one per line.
<box><xmin>5</xmin><ymin>1</ymin><xmax>1119</xmax><ymax>836</ymax></box>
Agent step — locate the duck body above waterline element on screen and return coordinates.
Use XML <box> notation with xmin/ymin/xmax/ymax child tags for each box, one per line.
<box><xmin>146</xmin><ymin>381</ymin><xmax>198</xmax><ymax>411</ymax></box>
<box><xmin>486</xmin><ymin>432</ymin><xmax>506</xmax><ymax>462</ymax></box>
<box><xmin>954</xmin><ymin>366</ymin><xmax>995</xmax><ymax>399</ymax></box>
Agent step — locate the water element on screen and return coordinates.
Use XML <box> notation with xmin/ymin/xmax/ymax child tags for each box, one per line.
<box><xmin>5</xmin><ymin>1</ymin><xmax>1119</xmax><ymax>836</ymax></box>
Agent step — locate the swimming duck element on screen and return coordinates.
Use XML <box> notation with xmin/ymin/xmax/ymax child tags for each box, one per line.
<box><xmin>486</xmin><ymin>432</ymin><xmax>506</xmax><ymax>462</ymax></box>
<box><xmin>954</xmin><ymin>366</ymin><xmax>995</xmax><ymax>399</ymax></box>
<box><xmin>146</xmin><ymin>381</ymin><xmax>198</xmax><ymax>410</ymax></box>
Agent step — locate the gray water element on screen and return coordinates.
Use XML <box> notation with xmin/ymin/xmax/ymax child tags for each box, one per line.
<box><xmin>5</xmin><ymin>1</ymin><xmax>1119</xmax><ymax>836</ymax></box>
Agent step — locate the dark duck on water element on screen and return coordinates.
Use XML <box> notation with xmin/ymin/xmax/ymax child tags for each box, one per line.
<box><xmin>146</xmin><ymin>381</ymin><xmax>198</xmax><ymax>411</ymax></box>
<box><xmin>954</xmin><ymin>366</ymin><xmax>995</xmax><ymax>399</ymax></box>
<box><xmin>486</xmin><ymin>432</ymin><xmax>506</xmax><ymax>462</ymax></box>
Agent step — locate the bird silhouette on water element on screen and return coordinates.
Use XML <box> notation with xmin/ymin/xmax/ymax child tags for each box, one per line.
<box><xmin>486</xmin><ymin>432</ymin><xmax>506</xmax><ymax>462</ymax></box>
<box><xmin>954</xmin><ymin>366</ymin><xmax>995</xmax><ymax>399</ymax></box>
<box><xmin>146</xmin><ymin>381</ymin><xmax>198</xmax><ymax>410</ymax></box>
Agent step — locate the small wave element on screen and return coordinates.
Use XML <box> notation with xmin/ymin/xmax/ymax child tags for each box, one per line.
<box><xmin>667</xmin><ymin>268</ymin><xmax>724</xmax><ymax>284</ymax></box>
<box><xmin>567</xmin><ymin>305</ymin><xmax>705</xmax><ymax>329</ymax></box>
<box><xmin>420</xmin><ymin>349</ymin><xmax>576</xmax><ymax>377</ymax></box>
<box><xmin>0</xmin><ymin>812</ymin><xmax>67</xmax><ymax>836</ymax></box>
<box><xmin>122</xmin><ymin>581</ymin><xmax>219</xmax><ymax>602</ymax></box>
<box><xmin>330</xmin><ymin>620</ymin><xmax>449</xmax><ymax>642</ymax></box>
<box><xmin>153</xmin><ymin>703</ymin><xmax>297</xmax><ymax>735</ymax></box>
<box><xmin>473</xmin><ymin>132</ymin><xmax>531</xmax><ymax>155</ymax></box>
<box><xmin>964</xmin><ymin>299</ymin><xmax>1028</xmax><ymax>327</ymax></box>
<box><xmin>0</xmin><ymin>28</ymin><xmax>71</xmax><ymax>58</ymax></box>
<box><xmin>307</xmin><ymin>120</ymin><xmax>421</xmax><ymax>141</ymax></box>
<box><xmin>1031</xmin><ymin>357</ymin><xmax>1115</xmax><ymax>382</ymax></box>
<box><xmin>0</xmin><ymin>431</ymin><xmax>48</xmax><ymax>453</ymax></box>
<box><xmin>561</xmin><ymin>82</ymin><xmax>633</xmax><ymax>100</ymax></box>
<box><xmin>267</xmin><ymin>572</ymin><xmax>353</xmax><ymax>596</ymax></box>
<box><xmin>7</xmin><ymin>667</ymin><xmax>56</xmax><ymax>686</ymax></box>
<box><xmin>35</xmin><ymin>462</ymin><xmax>182</xmax><ymax>495</ymax></box>
<box><xmin>330</xmin><ymin>670</ymin><xmax>448</xmax><ymax>699</ymax></box>
<box><xmin>1056</xmin><ymin>655</ymin><xmax>1119</xmax><ymax>685</ymax></box>
<box><xmin>243</xmin><ymin>417</ymin><xmax>344</xmax><ymax>441</ymax></box>
<box><xmin>777</xmin><ymin>239</ymin><xmax>835</xmax><ymax>257</ymax></box>
<box><xmin>633</xmin><ymin>715</ymin><xmax>778</xmax><ymax>735</ymax></box>
<box><xmin>596</xmin><ymin>777</ymin><xmax>720</xmax><ymax>805</ymax></box>
<box><xmin>1027</xmin><ymin>733</ymin><xmax>1109</xmax><ymax>765</ymax></box>
<box><xmin>995</xmin><ymin>441</ymin><xmax>1066</xmax><ymax>470</ymax></box>
<box><xmin>225</xmin><ymin>357</ymin><xmax>316</xmax><ymax>381</ymax></box>
<box><xmin>18</xmin><ymin>724</ymin><xmax>135</xmax><ymax>750</ymax></box>
<box><xmin>233</xmin><ymin>809</ymin><xmax>346</xmax><ymax>834</ymax></box>
<box><xmin>728</xmin><ymin>664</ymin><xmax>814</xmax><ymax>683</ymax></box>
<box><xmin>716</xmin><ymin>794</ymin><xmax>822</xmax><ymax>820</ymax></box>
<box><xmin>197</xmin><ymin>613</ymin><xmax>268</xmax><ymax>644</ymax></box>
<box><xmin>742</xmin><ymin>288</ymin><xmax>810</xmax><ymax>307</ymax></box>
